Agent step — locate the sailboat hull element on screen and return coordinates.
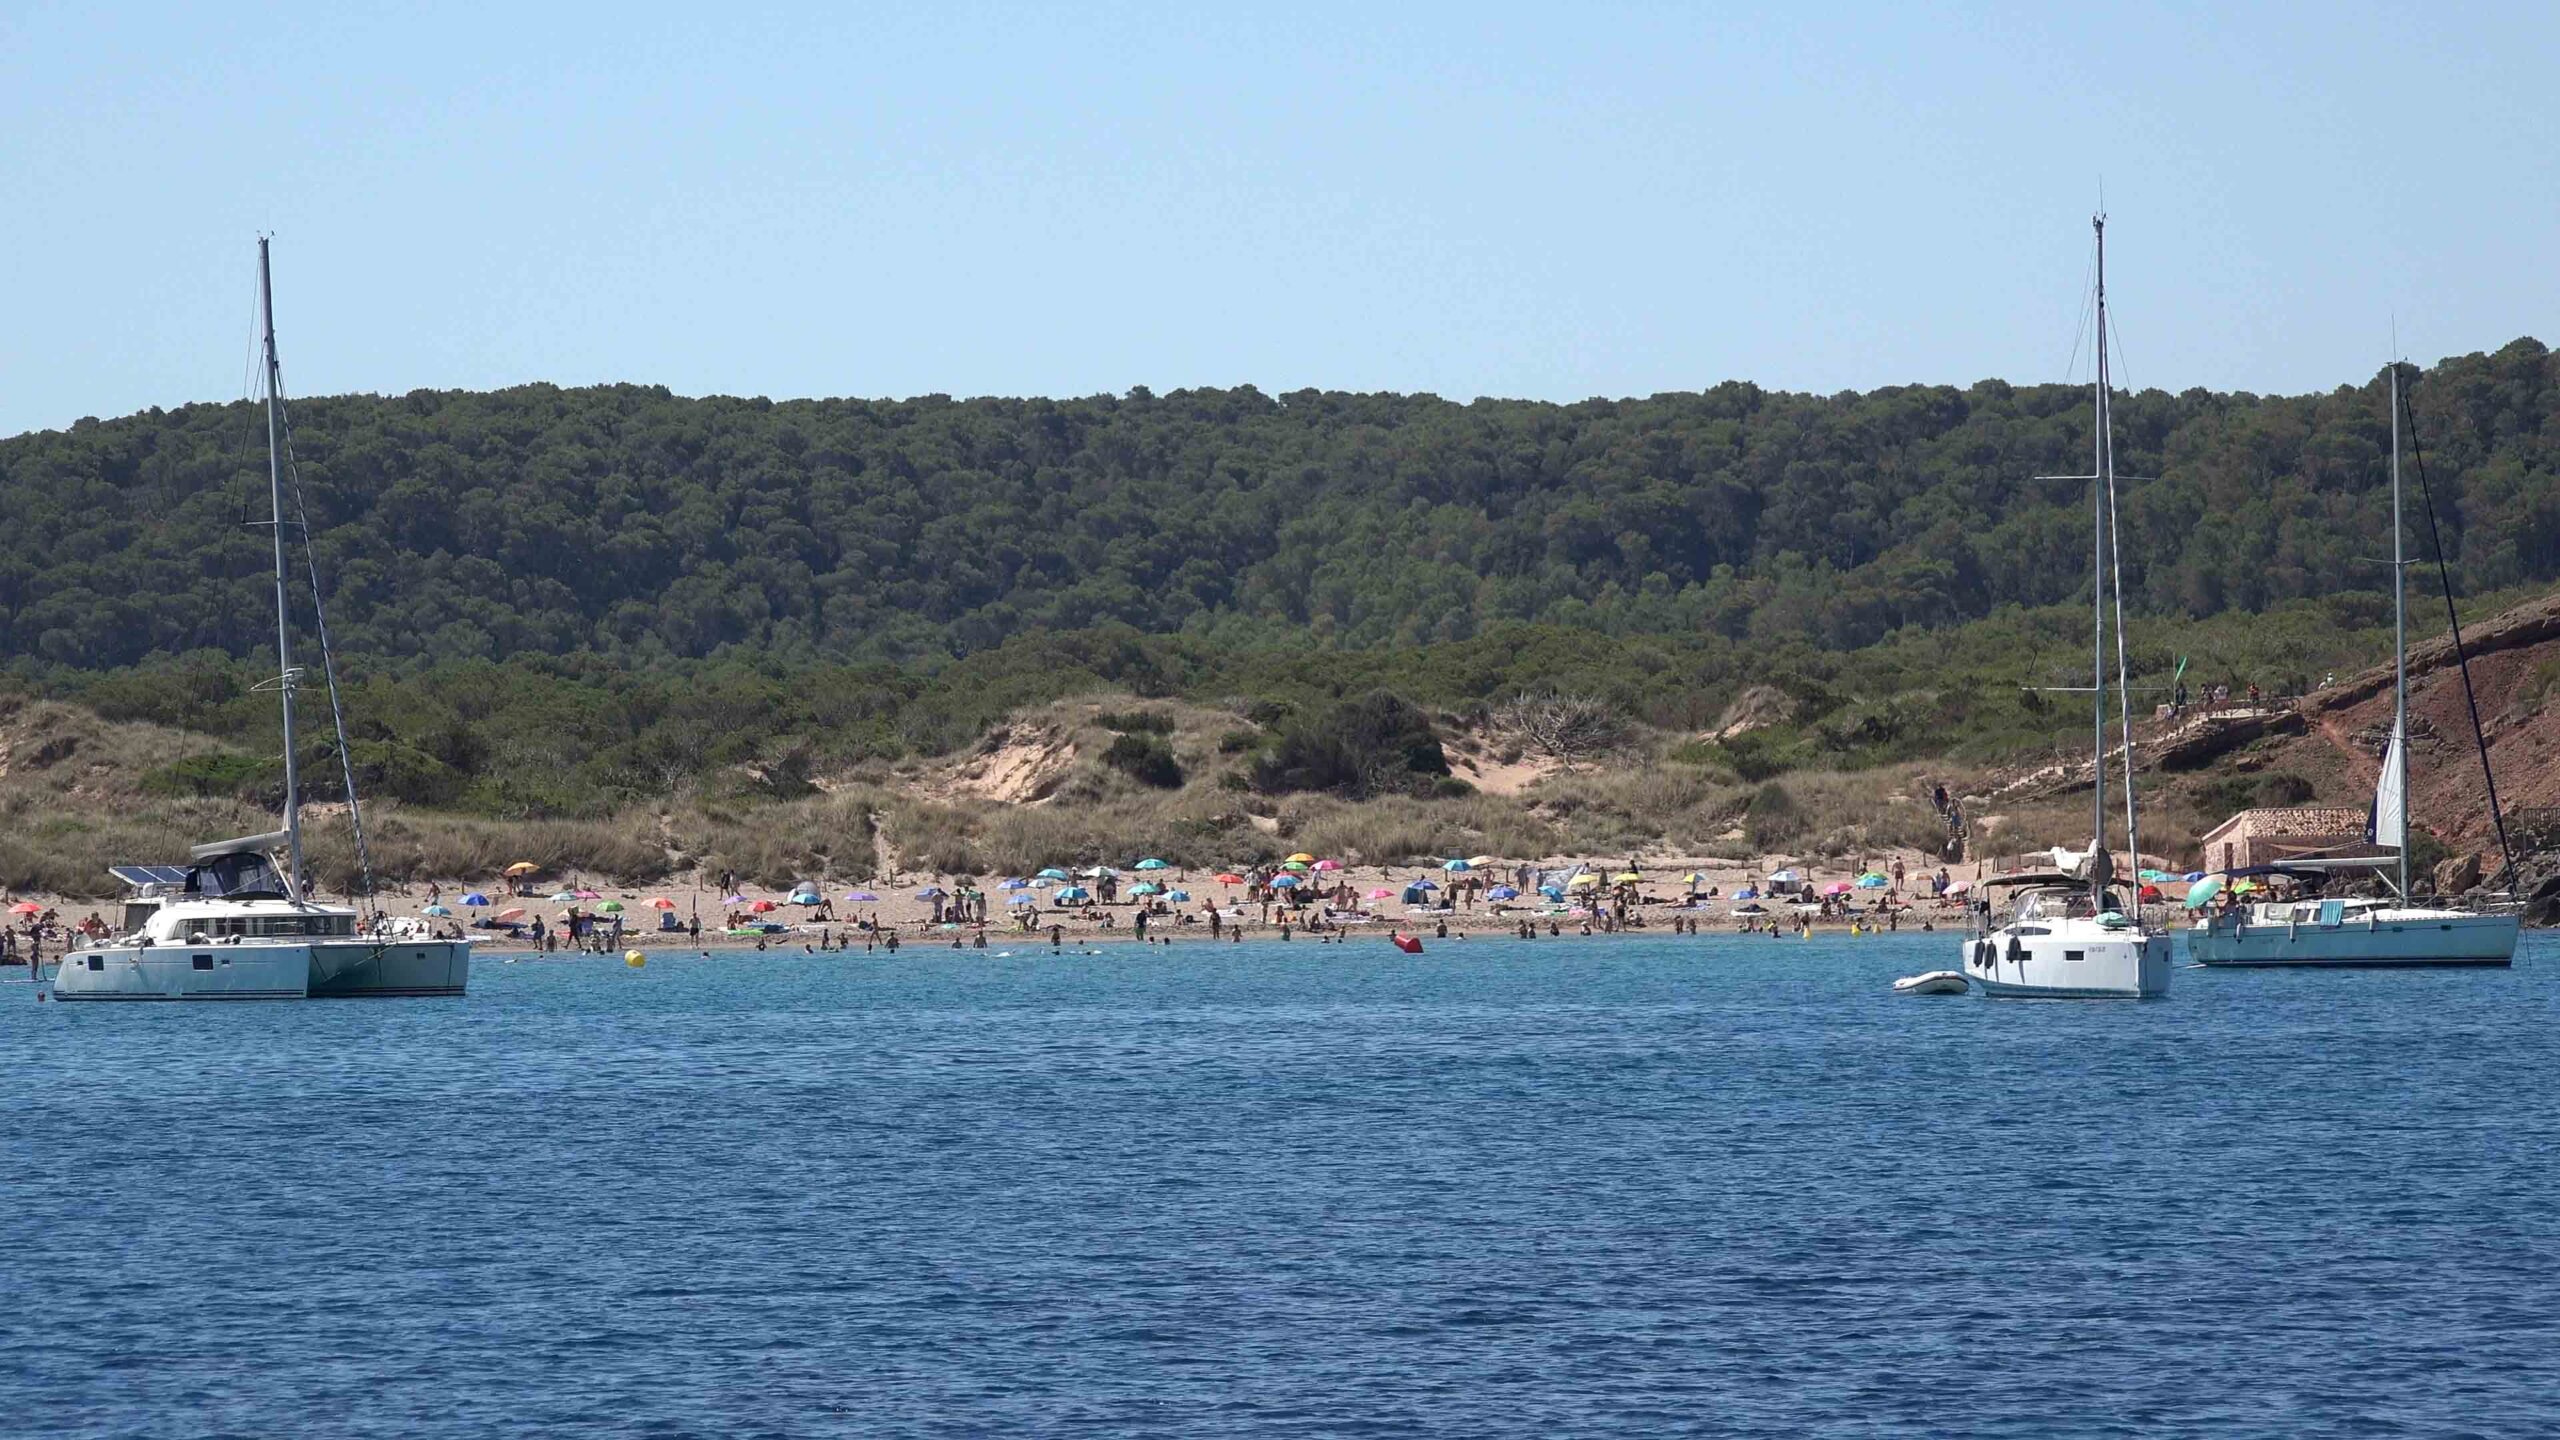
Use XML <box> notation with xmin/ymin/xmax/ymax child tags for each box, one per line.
<box><xmin>2189</xmin><ymin>911</ymin><xmax>2516</xmax><ymax>967</ymax></box>
<box><xmin>1961</xmin><ymin>927</ymin><xmax>2174</xmax><ymax>999</ymax></box>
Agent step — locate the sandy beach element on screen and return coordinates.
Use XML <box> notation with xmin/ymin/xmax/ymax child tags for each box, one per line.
<box><xmin>9</xmin><ymin>848</ymin><xmax>1975</xmax><ymax>957</ymax></box>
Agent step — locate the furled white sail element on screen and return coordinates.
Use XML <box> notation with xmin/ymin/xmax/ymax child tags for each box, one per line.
<box><xmin>2369</xmin><ymin>725</ymin><xmax>2406</xmax><ymax>850</ymax></box>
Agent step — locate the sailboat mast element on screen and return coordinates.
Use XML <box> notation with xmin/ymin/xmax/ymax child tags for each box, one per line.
<box><xmin>258</xmin><ymin>238</ymin><xmax>305</xmax><ymax>900</ymax></box>
<box><xmin>2391</xmin><ymin>363</ymin><xmax>2409</xmax><ymax>901</ymax></box>
<box><xmin>2089</xmin><ymin>214</ymin><xmax>2110</xmax><ymax>907</ymax></box>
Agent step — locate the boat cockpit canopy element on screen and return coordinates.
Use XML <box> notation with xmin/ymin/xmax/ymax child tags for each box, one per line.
<box><xmin>186</xmin><ymin>849</ymin><xmax>293</xmax><ymax>900</ymax></box>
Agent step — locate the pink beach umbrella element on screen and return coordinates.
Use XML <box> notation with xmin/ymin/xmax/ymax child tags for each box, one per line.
<box><xmin>1312</xmin><ymin>859</ymin><xmax>1342</xmax><ymax>871</ymax></box>
<box><xmin>1367</xmin><ymin>887</ymin><xmax>1397</xmax><ymax>900</ymax></box>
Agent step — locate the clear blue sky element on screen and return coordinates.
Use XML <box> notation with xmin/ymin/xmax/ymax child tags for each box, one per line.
<box><xmin>6</xmin><ymin>2</ymin><xmax>2554</xmax><ymax>437</ymax></box>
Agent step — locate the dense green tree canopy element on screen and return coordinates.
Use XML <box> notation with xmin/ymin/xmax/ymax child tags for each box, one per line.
<box><xmin>7</xmin><ymin>339</ymin><xmax>2553</xmax><ymax>671</ymax></box>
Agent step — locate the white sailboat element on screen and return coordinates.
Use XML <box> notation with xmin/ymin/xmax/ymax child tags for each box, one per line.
<box><xmin>50</xmin><ymin>241</ymin><xmax>472</xmax><ymax>1001</ymax></box>
<box><xmin>2188</xmin><ymin>365</ymin><xmax>2519</xmax><ymax>968</ymax></box>
<box><xmin>1958</xmin><ymin>215</ymin><xmax>2173</xmax><ymax>1000</ymax></box>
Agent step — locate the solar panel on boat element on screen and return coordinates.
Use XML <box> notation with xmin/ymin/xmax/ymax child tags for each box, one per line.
<box><xmin>108</xmin><ymin>864</ymin><xmax>191</xmax><ymax>888</ymax></box>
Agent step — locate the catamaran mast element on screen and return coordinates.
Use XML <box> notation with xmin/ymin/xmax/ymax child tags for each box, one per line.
<box><xmin>2391</xmin><ymin>363</ymin><xmax>2409</xmax><ymax>902</ymax></box>
<box><xmin>258</xmin><ymin>238</ymin><xmax>305</xmax><ymax>899</ymax></box>
<box><xmin>2089</xmin><ymin>214</ymin><xmax>2110</xmax><ymax>909</ymax></box>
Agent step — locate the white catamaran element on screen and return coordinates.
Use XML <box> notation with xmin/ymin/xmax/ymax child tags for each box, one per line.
<box><xmin>2188</xmin><ymin>365</ymin><xmax>2520</xmax><ymax>968</ymax></box>
<box><xmin>50</xmin><ymin>240</ymin><xmax>472</xmax><ymax>1001</ymax></box>
<box><xmin>1958</xmin><ymin>215</ymin><xmax>2174</xmax><ymax>1000</ymax></box>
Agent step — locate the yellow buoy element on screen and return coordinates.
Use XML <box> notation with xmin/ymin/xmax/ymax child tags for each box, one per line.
<box><xmin>625</xmin><ymin>950</ymin><xmax>646</xmax><ymax>968</ymax></box>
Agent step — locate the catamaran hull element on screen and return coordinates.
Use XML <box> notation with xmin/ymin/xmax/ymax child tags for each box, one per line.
<box><xmin>2190</xmin><ymin>914</ymin><xmax>2517</xmax><ymax>968</ymax></box>
<box><xmin>1961</xmin><ymin>933</ymin><xmax>2174</xmax><ymax>999</ymax></box>
<box><xmin>308</xmin><ymin>940</ymin><xmax>472</xmax><ymax>997</ymax></box>
<box><xmin>50</xmin><ymin>945</ymin><xmax>310</xmax><ymax>1000</ymax></box>
<box><xmin>49</xmin><ymin>939</ymin><xmax>472</xmax><ymax>1000</ymax></box>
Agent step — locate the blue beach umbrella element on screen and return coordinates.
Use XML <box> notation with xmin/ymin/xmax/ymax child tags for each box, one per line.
<box><xmin>1442</xmin><ymin>858</ymin><xmax>1472</xmax><ymax>872</ymax></box>
<box><xmin>2183</xmin><ymin>876</ymin><xmax>2225</xmax><ymax>909</ymax></box>
<box><xmin>916</xmin><ymin>886</ymin><xmax>947</xmax><ymax>899</ymax></box>
<box><xmin>1411</xmin><ymin>879</ymin><xmax>1439</xmax><ymax>891</ymax></box>
<box><xmin>1131</xmin><ymin>882</ymin><xmax>1163</xmax><ymax>896</ymax></box>
<box><xmin>1268</xmin><ymin>874</ymin><xmax>1301</xmax><ymax>889</ymax></box>
<box><xmin>1539</xmin><ymin>885</ymin><xmax>1566</xmax><ymax>900</ymax></box>
<box><xmin>1855</xmin><ymin>873</ymin><xmax>1888</xmax><ymax>889</ymax></box>
<box><xmin>1056</xmin><ymin>886</ymin><xmax>1092</xmax><ymax>902</ymax></box>
<box><xmin>1000</xmin><ymin>878</ymin><xmax>1031</xmax><ymax>890</ymax></box>
<box><xmin>422</xmin><ymin>904</ymin><xmax>453</xmax><ymax>917</ymax></box>
<box><xmin>1488</xmin><ymin>885</ymin><xmax>1520</xmax><ymax>900</ymax></box>
<box><xmin>460</xmin><ymin>892</ymin><xmax>489</xmax><ymax>907</ymax></box>
<box><xmin>1036</xmin><ymin>867</ymin><xmax>1071</xmax><ymax>881</ymax></box>
<box><xmin>1167</xmin><ymin>890</ymin><xmax>1190</xmax><ymax>902</ymax></box>
<box><xmin>1135</xmin><ymin>858</ymin><xmax>1169</xmax><ymax>871</ymax></box>
<box><xmin>1008</xmin><ymin>895</ymin><xmax>1037</xmax><ymax>907</ymax></box>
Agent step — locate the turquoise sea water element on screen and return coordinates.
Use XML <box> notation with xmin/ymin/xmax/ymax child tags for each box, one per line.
<box><xmin>6</xmin><ymin>932</ymin><xmax>2558</xmax><ymax>1437</ymax></box>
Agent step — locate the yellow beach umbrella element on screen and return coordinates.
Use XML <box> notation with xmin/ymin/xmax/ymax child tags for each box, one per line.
<box><xmin>504</xmin><ymin>861</ymin><xmax>541</xmax><ymax>876</ymax></box>
<box><xmin>1612</xmin><ymin>872</ymin><xmax>1643</xmax><ymax>883</ymax></box>
<box><xmin>1567</xmin><ymin>874</ymin><xmax>1603</xmax><ymax>890</ymax></box>
<box><xmin>1286</xmin><ymin>852</ymin><xmax>1317</xmax><ymax>865</ymax></box>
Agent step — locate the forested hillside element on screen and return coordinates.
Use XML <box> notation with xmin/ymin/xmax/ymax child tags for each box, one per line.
<box><xmin>5</xmin><ymin>339</ymin><xmax>2555</xmax><ymax>671</ymax></box>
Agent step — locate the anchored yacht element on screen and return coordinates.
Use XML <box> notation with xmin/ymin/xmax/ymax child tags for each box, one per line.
<box><xmin>50</xmin><ymin>240</ymin><xmax>470</xmax><ymax>1001</ymax></box>
<box><xmin>1958</xmin><ymin>215</ymin><xmax>2172</xmax><ymax>1000</ymax></box>
<box><xmin>2189</xmin><ymin>365</ymin><xmax>2519</xmax><ymax>969</ymax></box>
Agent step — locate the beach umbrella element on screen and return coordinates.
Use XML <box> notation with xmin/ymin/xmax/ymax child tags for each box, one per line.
<box><xmin>1134</xmin><ymin>858</ymin><xmax>1169</xmax><ymax>871</ymax></box>
<box><xmin>1213</xmin><ymin>873</ymin><xmax>1245</xmax><ymax>885</ymax></box>
<box><xmin>1566</xmin><ymin>875</ymin><xmax>1602</xmax><ymax>891</ymax></box>
<box><xmin>461</xmin><ymin>892</ymin><xmax>490</xmax><ymax>907</ymax></box>
<box><xmin>648</xmin><ymin>897</ymin><xmax>676</xmax><ymax>910</ymax></box>
<box><xmin>1468</xmin><ymin>855</ymin><xmax>1498</xmax><ymax>867</ymax></box>
<box><xmin>1488</xmin><ymin>885</ymin><xmax>1521</xmax><ymax>900</ymax></box>
<box><xmin>1313</xmin><ymin>859</ymin><xmax>1342</xmax><ymax>871</ymax></box>
<box><xmin>751</xmin><ymin>899</ymin><xmax>778</xmax><ymax>913</ymax></box>
<box><xmin>1539</xmin><ymin>885</ymin><xmax>1566</xmax><ymax>900</ymax></box>
<box><xmin>1680</xmin><ymin>873</ymin><xmax>1705</xmax><ymax>886</ymax></box>
<box><xmin>1286</xmin><ymin>852</ymin><xmax>1316</xmax><ymax>864</ymax></box>
<box><xmin>1612</xmin><ymin>872</ymin><xmax>1643</xmax><ymax>884</ymax></box>
<box><xmin>2183</xmin><ymin>876</ymin><xmax>2225</xmax><ymax>909</ymax></box>
<box><xmin>597</xmin><ymin>900</ymin><xmax>624</xmax><ymax>913</ymax></box>
<box><xmin>493</xmin><ymin>907</ymin><xmax>528</xmax><ymax>923</ymax></box>
<box><xmin>2184</xmin><ymin>871</ymin><xmax>2207</xmax><ymax>884</ymax></box>
<box><xmin>1081</xmin><ymin>866</ymin><xmax>1117</xmax><ymax>879</ymax></box>
<box><xmin>2138</xmin><ymin>884</ymin><xmax>2164</xmax><ymax>902</ymax></box>
<box><xmin>1268</xmin><ymin>873</ymin><xmax>1301</xmax><ymax>888</ymax></box>
<box><xmin>999</xmin><ymin>878</ymin><xmax>1031</xmax><ymax>890</ymax></box>
<box><xmin>1279</xmin><ymin>860</ymin><xmax>1309</xmax><ymax>872</ymax></box>
<box><xmin>1368</xmin><ymin>887</ymin><xmax>1397</xmax><ymax>899</ymax></box>
<box><xmin>1410</xmin><ymin>878</ymin><xmax>1439</xmax><ymax>891</ymax></box>
<box><xmin>1945</xmin><ymin>881</ymin><xmax>1972</xmax><ymax>896</ymax></box>
<box><xmin>2138</xmin><ymin>869</ymin><xmax>2174</xmax><ymax>884</ymax></box>
<box><xmin>551</xmin><ymin>890</ymin><xmax>579</xmax><ymax>902</ymax></box>
<box><xmin>1056</xmin><ymin>886</ymin><xmax>1091</xmax><ymax>902</ymax></box>
<box><xmin>1768</xmin><ymin>868</ymin><xmax>1800</xmax><ymax>884</ymax></box>
<box><xmin>843</xmin><ymin>891</ymin><xmax>878</xmax><ymax>903</ymax></box>
<box><xmin>1131</xmin><ymin>882</ymin><xmax>1163</xmax><ymax>896</ymax></box>
<box><xmin>1036</xmin><ymin>867</ymin><xmax>1071</xmax><ymax>881</ymax></box>
<box><xmin>574</xmin><ymin>889</ymin><xmax>602</xmax><ymax>900</ymax></box>
<box><xmin>504</xmin><ymin>861</ymin><xmax>541</xmax><ymax>876</ymax></box>
<box><xmin>1855</xmin><ymin>873</ymin><xmax>1888</xmax><ymax>889</ymax></box>
<box><xmin>1008</xmin><ymin>894</ymin><xmax>1037</xmax><ymax>907</ymax></box>
<box><xmin>1167</xmin><ymin>890</ymin><xmax>1190</xmax><ymax>902</ymax></box>
<box><xmin>916</xmin><ymin>886</ymin><xmax>947</xmax><ymax>899</ymax></box>
<box><xmin>1442</xmin><ymin>858</ymin><xmax>1472</xmax><ymax>872</ymax></box>
<box><xmin>1823</xmin><ymin>881</ymin><xmax>1854</xmax><ymax>895</ymax></box>
<box><xmin>422</xmin><ymin>904</ymin><xmax>453</xmax><ymax>917</ymax></box>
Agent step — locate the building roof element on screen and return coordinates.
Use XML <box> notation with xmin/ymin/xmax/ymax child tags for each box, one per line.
<box><xmin>2198</xmin><ymin>806</ymin><xmax>2367</xmax><ymax>846</ymax></box>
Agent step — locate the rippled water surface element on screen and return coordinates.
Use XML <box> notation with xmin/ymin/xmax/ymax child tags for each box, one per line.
<box><xmin>7</xmin><ymin>933</ymin><xmax>2559</xmax><ymax>1437</ymax></box>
